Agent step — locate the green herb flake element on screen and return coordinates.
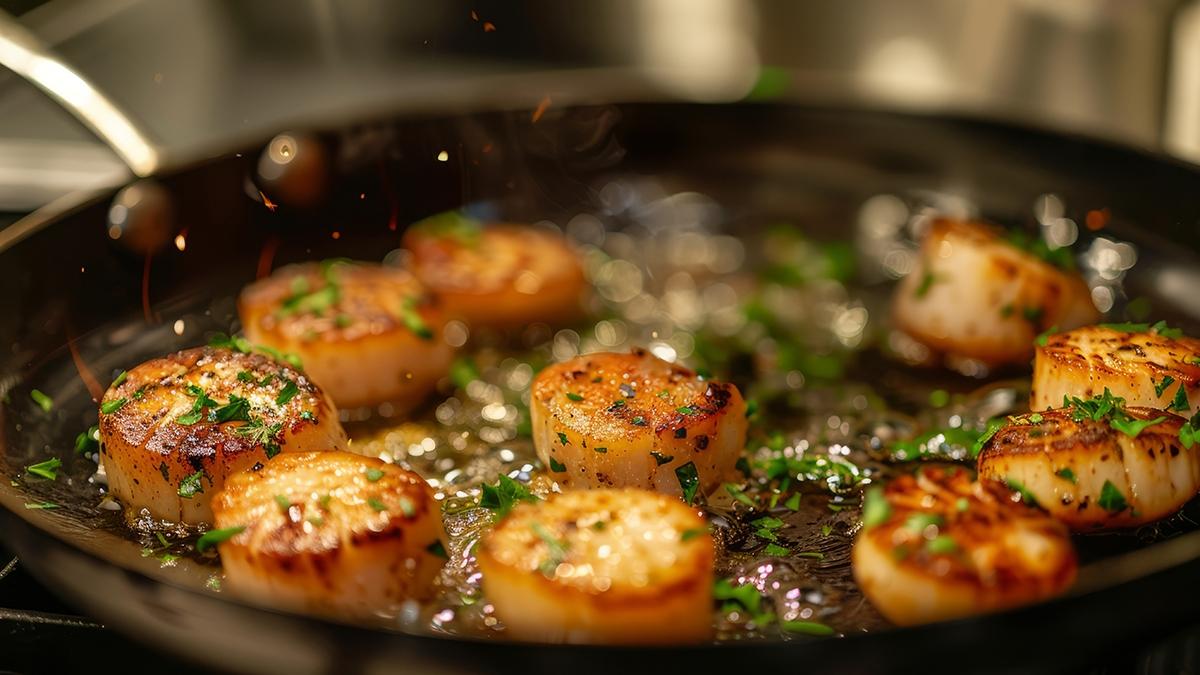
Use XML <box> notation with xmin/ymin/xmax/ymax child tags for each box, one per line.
<box><xmin>676</xmin><ymin>406</ymin><xmax>698</xmax><ymax>415</ymax></box>
<box><xmin>955</xmin><ymin>497</ymin><xmax>970</xmax><ymax>512</ymax></box>
<box><xmin>195</xmin><ymin>526</ymin><xmax>245</xmax><ymax>552</ymax></box>
<box><xmin>795</xmin><ymin>551</ymin><xmax>825</xmax><ymax>560</ymax></box>
<box><xmin>650</xmin><ymin>451</ymin><xmax>674</xmax><ymax>466</ymax></box>
<box><xmin>725</xmin><ymin>483</ymin><xmax>756</xmax><ymax>508</ymax></box>
<box><xmin>214</xmin><ymin>395</ymin><xmax>252</xmax><ymax>423</ymax></box>
<box><xmin>275</xmin><ymin>380</ymin><xmax>300</xmax><ymax>406</ymax></box>
<box><xmin>904</xmin><ymin>512</ymin><xmax>944</xmax><ymax>533</ymax></box>
<box><xmin>426</xmin><ymin>540</ymin><xmax>448</xmax><ymax>558</ymax></box>
<box><xmin>680</xmin><ymin>527</ymin><xmax>708</xmax><ymax>542</ymax></box>
<box><xmin>236</xmin><ymin>371</ymin><xmax>256</xmax><ymax>384</ymax></box>
<box><xmin>531</xmin><ymin>522</ymin><xmax>570</xmax><ymax>577</ymax></box>
<box><xmin>479</xmin><ymin>475</ymin><xmax>540</xmax><ymax>518</ymax></box>
<box><xmin>861</xmin><ymin>485</ymin><xmax>891</xmax><ymax>528</ymax></box>
<box><xmin>1035</xmin><ymin>325</ymin><xmax>1059</xmax><ymax>347</ymax></box>
<box><xmin>1181</xmin><ymin>411</ymin><xmax>1200</xmax><ymax>449</ymax></box>
<box><xmin>928</xmin><ymin>389</ymin><xmax>950</xmax><ymax>408</ymax></box>
<box><xmin>100</xmin><ymin>397</ymin><xmax>128</xmax><ymax>415</ymax></box>
<box><xmin>74</xmin><ymin>426</ymin><xmax>100</xmax><ymax>455</ymax></box>
<box><xmin>676</xmin><ymin>462</ymin><xmax>700</xmax><ymax>505</ymax></box>
<box><xmin>914</xmin><ymin>269</ymin><xmax>938</xmax><ymax>298</ymax></box>
<box><xmin>1098</xmin><ymin>480</ymin><xmax>1128</xmax><ymax>512</ymax></box>
<box><xmin>781</xmin><ymin>620</ymin><xmax>835</xmax><ymax>637</ymax></box>
<box><xmin>399</xmin><ymin>497</ymin><xmax>415</xmax><ymax>517</ymax></box>
<box><xmin>1169</xmin><ymin>384</ymin><xmax>1190</xmax><ymax>413</ymax></box>
<box><xmin>566</xmin><ymin>392</ymin><xmax>584</xmax><ymax>402</ymax></box>
<box><xmin>178</xmin><ymin>470</ymin><xmax>206</xmax><ymax>498</ymax></box>
<box><xmin>594</xmin><ymin>446</ymin><xmax>608</xmax><ymax>454</ymax></box>
<box><xmin>29</xmin><ymin>389</ymin><xmax>53</xmax><ymax>413</ymax></box>
<box><xmin>1055</xmin><ymin>467</ymin><xmax>1077</xmax><ymax>484</ymax></box>
<box><xmin>367</xmin><ymin>497</ymin><xmax>388</xmax><ymax>512</ymax></box>
<box><xmin>785</xmin><ymin>493</ymin><xmax>802</xmax><ymax>510</ymax></box>
<box><xmin>1154</xmin><ymin>375</ymin><xmax>1177</xmax><ymax>398</ymax></box>
<box><xmin>1005</xmin><ymin>477</ymin><xmax>1039</xmax><ymax>507</ymax></box>
<box><xmin>26</xmin><ymin>457</ymin><xmax>61</xmax><ymax>480</ymax></box>
<box><xmin>631</xmin><ymin>416</ymin><xmax>647</xmax><ymax>426</ymax></box>
<box><xmin>764</xmin><ymin>543</ymin><xmax>790</xmax><ymax>556</ymax></box>
<box><xmin>24</xmin><ymin>501</ymin><xmax>59</xmax><ymax>510</ymax></box>
<box><xmin>366</xmin><ymin>468</ymin><xmax>385</xmax><ymax>482</ymax></box>
<box><xmin>927</xmin><ymin>535</ymin><xmax>958</xmax><ymax>554</ymax></box>
<box><xmin>548</xmin><ymin>457</ymin><xmax>567</xmax><ymax>473</ymax></box>
<box><xmin>557</xmin><ymin>432</ymin><xmax>569</xmax><ymax>446</ymax></box>
<box><xmin>274</xmin><ymin>494</ymin><xmax>291</xmax><ymax>512</ymax></box>
<box><xmin>400</xmin><ymin>297</ymin><xmax>434</xmax><ymax>340</ymax></box>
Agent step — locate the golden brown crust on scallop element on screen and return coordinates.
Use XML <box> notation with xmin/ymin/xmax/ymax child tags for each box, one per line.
<box><xmin>977</xmin><ymin>407</ymin><xmax>1195</xmax><ymax>529</ymax></box>
<box><xmin>99</xmin><ymin>346</ymin><xmax>346</xmax><ymax>525</ymax></box>
<box><xmin>853</xmin><ymin>467</ymin><xmax>1075</xmax><ymax>626</ymax></box>
<box><xmin>477</xmin><ymin>488</ymin><xmax>713</xmax><ymax>643</ymax></box>
<box><xmin>212</xmin><ymin>451</ymin><xmax>445</xmax><ymax>618</ymax></box>
<box><xmin>1032</xmin><ymin>325</ymin><xmax>1200</xmax><ymax>415</ymax></box>
<box><xmin>530</xmin><ymin>349</ymin><xmax>747</xmax><ymax>495</ymax></box>
<box><xmin>892</xmin><ymin>219</ymin><xmax>1099</xmax><ymax>366</ymax></box>
<box><xmin>239</xmin><ymin>261</ymin><xmax>454</xmax><ymax>410</ymax></box>
<box><xmin>403</xmin><ymin>221</ymin><xmax>586</xmax><ymax>328</ymax></box>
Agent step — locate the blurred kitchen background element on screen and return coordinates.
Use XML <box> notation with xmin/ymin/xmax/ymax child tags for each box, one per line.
<box><xmin>0</xmin><ymin>0</ymin><xmax>1198</xmax><ymax>215</ymax></box>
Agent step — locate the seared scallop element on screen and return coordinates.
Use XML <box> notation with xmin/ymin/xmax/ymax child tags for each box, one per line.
<box><xmin>892</xmin><ymin>219</ymin><xmax>1099</xmax><ymax>367</ymax></box>
<box><xmin>211</xmin><ymin>451</ymin><xmax>446</xmax><ymax>619</ymax></box>
<box><xmin>403</xmin><ymin>213</ymin><xmax>586</xmax><ymax>329</ymax></box>
<box><xmin>530</xmin><ymin>349</ymin><xmax>747</xmax><ymax>498</ymax></box>
<box><xmin>99</xmin><ymin>346</ymin><xmax>347</xmax><ymax>525</ymax></box>
<box><xmin>852</xmin><ymin>466</ymin><xmax>1075</xmax><ymax>626</ymax></box>
<box><xmin>477</xmin><ymin>488</ymin><xmax>713</xmax><ymax>644</ymax></box>
<box><xmin>977</xmin><ymin>404</ymin><xmax>1195</xmax><ymax>529</ymax></box>
<box><xmin>1032</xmin><ymin>324</ymin><xmax>1200</xmax><ymax>416</ymax></box>
<box><xmin>239</xmin><ymin>260</ymin><xmax>454</xmax><ymax>411</ymax></box>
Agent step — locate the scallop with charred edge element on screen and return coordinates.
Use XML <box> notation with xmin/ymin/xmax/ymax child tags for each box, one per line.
<box><xmin>99</xmin><ymin>346</ymin><xmax>347</xmax><ymax>525</ymax></box>
<box><xmin>1032</xmin><ymin>325</ymin><xmax>1200</xmax><ymax>416</ymax></box>
<box><xmin>212</xmin><ymin>451</ymin><xmax>446</xmax><ymax>619</ymax></box>
<box><xmin>403</xmin><ymin>214</ymin><xmax>586</xmax><ymax>329</ymax></box>
<box><xmin>477</xmin><ymin>488</ymin><xmax>713</xmax><ymax>644</ymax></box>
<box><xmin>852</xmin><ymin>467</ymin><xmax>1076</xmax><ymax>626</ymax></box>
<box><xmin>530</xmin><ymin>349</ymin><xmax>747</xmax><ymax>496</ymax></box>
<box><xmin>892</xmin><ymin>219</ymin><xmax>1099</xmax><ymax>367</ymax></box>
<box><xmin>977</xmin><ymin>407</ymin><xmax>1195</xmax><ymax>529</ymax></box>
<box><xmin>239</xmin><ymin>260</ymin><xmax>454</xmax><ymax>410</ymax></box>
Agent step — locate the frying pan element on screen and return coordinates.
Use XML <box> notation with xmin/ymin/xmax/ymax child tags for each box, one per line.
<box><xmin>1</xmin><ymin>103</ymin><xmax>1199</xmax><ymax>674</ymax></box>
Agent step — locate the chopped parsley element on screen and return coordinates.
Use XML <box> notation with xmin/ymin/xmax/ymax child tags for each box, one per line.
<box><xmin>112</xmin><ymin>370</ymin><xmax>128</xmax><ymax>387</ymax></box>
<box><xmin>236</xmin><ymin>417</ymin><xmax>284</xmax><ymax>458</ymax></box>
<box><xmin>650</xmin><ymin>451</ymin><xmax>674</xmax><ymax>466</ymax></box>
<box><xmin>914</xmin><ymin>269</ymin><xmax>937</xmax><ymax>298</ymax></box>
<box><xmin>548</xmin><ymin>457</ymin><xmax>567</xmax><ymax>473</ymax></box>
<box><xmin>367</xmin><ymin>497</ymin><xmax>388</xmax><ymax>512</ymax></box>
<box><xmin>449</xmin><ymin>357</ymin><xmax>480</xmax><ymax>389</ymax></box>
<box><xmin>426</xmin><ymin>540</ymin><xmax>448</xmax><ymax>558</ymax></box>
<box><xmin>275</xmin><ymin>379</ymin><xmax>300</xmax><ymax>406</ymax></box>
<box><xmin>1055</xmin><ymin>467</ymin><xmax>1077</xmax><ymax>484</ymax></box>
<box><xmin>784</xmin><ymin>492</ymin><xmax>802</xmax><ymax>510</ymax></box>
<box><xmin>725</xmin><ymin>483</ymin><xmax>756</xmax><ymax>508</ymax></box>
<box><xmin>1098</xmin><ymin>480</ymin><xmax>1128</xmax><ymax>512</ymax></box>
<box><xmin>594</xmin><ymin>447</ymin><xmax>608</xmax><ymax>454</ymax></box>
<box><xmin>1170</xmin><ymin>384</ymin><xmax>1190</xmax><ymax>413</ymax></box>
<box><xmin>861</xmin><ymin>486</ymin><xmax>891</xmax><ymax>528</ymax></box>
<box><xmin>680</xmin><ymin>527</ymin><xmax>708</xmax><ymax>542</ymax></box>
<box><xmin>178</xmin><ymin>470</ymin><xmax>207</xmax><ymax>498</ymax></box>
<box><xmin>400</xmin><ymin>297</ymin><xmax>434</xmax><ymax>340</ymax></box>
<box><xmin>100</xmin><ymin>397</ymin><xmax>127</xmax><ymax>414</ymax></box>
<box><xmin>274</xmin><ymin>495</ymin><xmax>292</xmax><ymax>512</ymax></box>
<box><xmin>1065</xmin><ymin>389</ymin><xmax>1166</xmax><ymax>438</ymax></box>
<box><xmin>214</xmin><ymin>395</ymin><xmax>252</xmax><ymax>423</ymax></box>
<box><xmin>971</xmin><ymin>418</ymin><xmax>1007</xmax><ymax>458</ymax></box>
<box><xmin>764</xmin><ymin>543</ymin><xmax>790</xmax><ymax>556</ymax></box>
<box><xmin>195</xmin><ymin>526</ymin><xmax>245</xmax><ymax>552</ymax></box>
<box><xmin>1035</xmin><ymin>325</ymin><xmax>1059</xmax><ymax>347</ymax></box>
<box><xmin>1154</xmin><ymin>375</ymin><xmax>1177</xmax><ymax>398</ymax></box>
<box><xmin>566</xmin><ymin>392</ymin><xmax>584</xmax><ymax>402</ymax></box>
<box><xmin>24</xmin><ymin>501</ymin><xmax>59</xmax><ymax>510</ymax></box>
<box><xmin>26</xmin><ymin>458</ymin><xmax>61</xmax><ymax>480</ymax></box>
<box><xmin>927</xmin><ymin>535</ymin><xmax>958</xmax><ymax>554</ymax></box>
<box><xmin>1100</xmin><ymin>320</ymin><xmax>1183</xmax><ymax>339</ymax></box>
<box><xmin>176</xmin><ymin>385</ymin><xmax>219</xmax><ymax>425</ymax></box>
<box><xmin>236</xmin><ymin>371</ymin><xmax>256</xmax><ymax>383</ymax></box>
<box><xmin>781</xmin><ymin>620</ymin><xmax>835</xmax><ymax>636</ymax></box>
<box><xmin>1005</xmin><ymin>477</ymin><xmax>1039</xmax><ymax>506</ymax></box>
<box><xmin>557</xmin><ymin>432</ymin><xmax>569</xmax><ymax>445</ymax></box>
<box><xmin>29</xmin><ymin>389</ymin><xmax>53</xmax><ymax>413</ymax></box>
<box><xmin>676</xmin><ymin>462</ymin><xmax>700</xmax><ymax>505</ymax></box>
<box><xmin>479</xmin><ymin>475</ymin><xmax>539</xmax><ymax>518</ymax></box>
<box><xmin>398</xmin><ymin>496</ymin><xmax>415</xmax><ymax>517</ymax></box>
<box><xmin>531</xmin><ymin>522</ymin><xmax>569</xmax><ymax>576</ymax></box>
<box><xmin>74</xmin><ymin>426</ymin><xmax>100</xmax><ymax>454</ymax></box>
<box><xmin>365</xmin><ymin>468</ymin><xmax>385</xmax><ymax>482</ymax></box>
<box><xmin>1181</xmin><ymin>411</ymin><xmax>1200</xmax><ymax>449</ymax></box>
<box><xmin>631</xmin><ymin>416</ymin><xmax>647</xmax><ymax>426</ymax></box>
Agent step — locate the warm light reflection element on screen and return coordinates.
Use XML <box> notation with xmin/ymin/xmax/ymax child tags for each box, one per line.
<box><xmin>0</xmin><ymin>16</ymin><xmax>158</xmax><ymax>175</ymax></box>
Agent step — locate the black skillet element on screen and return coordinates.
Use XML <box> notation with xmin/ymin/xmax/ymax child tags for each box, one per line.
<box><xmin>1</xmin><ymin>103</ymin><xmax>1199</xmax><ymax>674</ymax></box>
